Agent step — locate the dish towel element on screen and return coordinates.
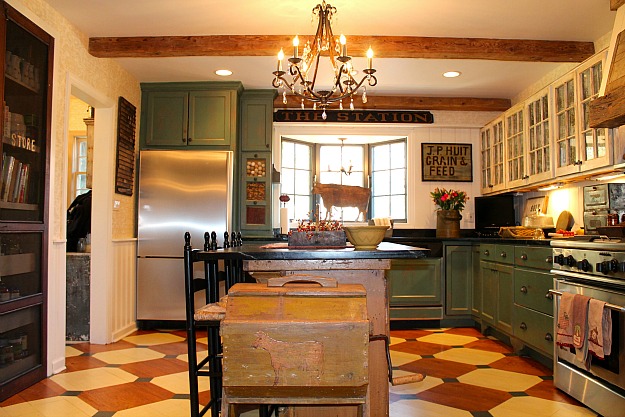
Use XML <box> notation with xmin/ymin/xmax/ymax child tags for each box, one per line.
<box><xmin>571</xmin><ymin>294</ymin><xmax>591</xmax><ymax>367</ymax></box>
<box><xmin>588</xmin><ymin>298</ymin><xmax>612</xmax><ymax>359</ymax></box>
<box><xmin>556</xmin><ymin>292</ymin><xmax>575</xmax><ymax>347</ymax></box>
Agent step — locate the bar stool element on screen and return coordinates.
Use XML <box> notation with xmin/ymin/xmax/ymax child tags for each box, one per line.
<box><xmin>183</xmin><ymin>231</ymin><xmax>276</xmax><ymax>417</ymax></box>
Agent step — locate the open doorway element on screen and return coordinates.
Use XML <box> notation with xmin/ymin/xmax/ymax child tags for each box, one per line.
<box><xmin>65</xmin><ymin>95</ymin><xmax>93</xmax><ymax>343</ymax></box>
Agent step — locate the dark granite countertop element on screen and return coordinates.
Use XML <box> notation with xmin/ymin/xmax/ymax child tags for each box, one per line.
<box><xmin>191</xmin><ymin>241</ymin><xmax>430</xmax><ymax>261</ymax></box>
<box><xmin>385</xmin><ymin>236</ymin><xmax>554</xmax><ymax>246</ymax></box>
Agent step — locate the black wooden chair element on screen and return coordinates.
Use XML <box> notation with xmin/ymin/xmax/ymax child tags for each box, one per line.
<box><xmin>183</xmin><ymin>231</ymin><xmax>276</xmax><ymax>417</ymax></box>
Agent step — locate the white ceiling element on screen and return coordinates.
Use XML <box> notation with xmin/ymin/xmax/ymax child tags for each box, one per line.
<box><xmin>45</xmin><ymin>0</ymin><xmax>616</xmax><ymax>99</ymax></box>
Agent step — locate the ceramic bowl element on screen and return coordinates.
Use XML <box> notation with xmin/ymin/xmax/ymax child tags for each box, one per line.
<box><xmin>343</xmin><ymin>225</ymin><xmax>389</xmax><ymax>250</ymax></box>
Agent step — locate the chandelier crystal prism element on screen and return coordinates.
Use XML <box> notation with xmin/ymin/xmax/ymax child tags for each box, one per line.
<box><xmin>272</xmin><ymin>1</ymin><xmax>377</xmax><ymax>119</ymax></box>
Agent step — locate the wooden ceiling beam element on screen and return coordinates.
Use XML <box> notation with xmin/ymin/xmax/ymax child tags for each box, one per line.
<box><xmin>89</xmin><ymin>35</ymin><xmax>594</xmax><ymax>63</ymax></box>
<box><xmin>274</xmin><ymin>95</ymin><xmax>511</xmax><ymax>112</ymax></box>
<box><xmin>611</xmin><ymin>0</ymin><xmax>625</xmax><ymax>11</ymax></box>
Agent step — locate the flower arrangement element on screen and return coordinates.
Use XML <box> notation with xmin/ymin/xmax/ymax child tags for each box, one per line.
<box><xmin>430</xmin><ymin>187</ymin><xmax>469</xmax><ymax>211</ymax></box>
<box><xmin>290</xmin><ymin>219</ymin><xmax>343</xmax><ymax>239</ymax></box>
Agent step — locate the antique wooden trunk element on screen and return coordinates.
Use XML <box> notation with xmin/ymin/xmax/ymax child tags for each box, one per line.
<box><xmin>221</xmin><ymin>276</ymin><xmax>369</xmax><ymax>404</ymax></box>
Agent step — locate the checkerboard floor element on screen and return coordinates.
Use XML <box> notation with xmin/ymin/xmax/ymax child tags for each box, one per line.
<box><xmin>0</xmin><ymin>327</ymin><xmax>597</xmax><ymax>416</ymax></box>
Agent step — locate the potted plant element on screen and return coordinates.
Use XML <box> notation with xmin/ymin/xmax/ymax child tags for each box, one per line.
<box><xmin>430</xmin><ymin>188</ymin><xmax>469</xmax><ymax>238</ymax></box>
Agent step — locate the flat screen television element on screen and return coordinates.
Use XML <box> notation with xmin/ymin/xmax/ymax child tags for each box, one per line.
<box><xmin>474</xmin><ymin>195</ymin><xmax>516</xmax><ymax>230</ymax></box>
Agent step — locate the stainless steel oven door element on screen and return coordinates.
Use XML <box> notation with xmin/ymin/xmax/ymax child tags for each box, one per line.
<box><xmin>553</xmin><ymin>276</ymin><xmax>625</xmax><ymax>417</ymax></box>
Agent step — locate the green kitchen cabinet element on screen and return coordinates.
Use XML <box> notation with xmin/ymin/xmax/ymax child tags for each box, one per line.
<box><xmin>240</xmin><ymin>151</ymin><xmax>272</xmax><ymax>237</ymax></box>
<box><xmin>480</xmin><ymin>244</ymin><xmax>514</xmax><ymax>334</ymax></box>
<box><xmin>387</xmin><ymin>258</ymin><xmax>443</xmax><ymax>320</ymax></box>
<box><xmin>140</xmin><ymin>82</ymin><xmax>242</xmax><ymax>148</ymax></box>
<box><xmin>240</xmin><ymin>90</ymin><xmax>275</xmax><ymax>151</ymax></box>
<box><xmin>471</xmin><ymin>245</ymin><xmax>482</xmax><ymax>317</ymax></box>
<box><xmin>445</xmin><ymin>244</ymin><xmax>473</xmax><ymax>316</ymax></box>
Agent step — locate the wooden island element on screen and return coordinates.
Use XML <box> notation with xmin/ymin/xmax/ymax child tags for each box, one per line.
<box><xmin>190</xmin><ymin>241</ymin><xmax>428</xmax><ymax>417</ymax></box>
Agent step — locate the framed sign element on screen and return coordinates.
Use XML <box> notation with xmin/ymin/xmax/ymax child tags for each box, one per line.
<box><xmin>421</xmin><ymin>143</ymin><xmax>472</xmax><ymax>182</ymax></box>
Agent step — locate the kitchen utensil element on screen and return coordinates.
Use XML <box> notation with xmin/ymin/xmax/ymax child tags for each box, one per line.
<box><xmin>555</xmin><ymin>210</ymin><xmax>574</xmax><ymax>231</ymax></box>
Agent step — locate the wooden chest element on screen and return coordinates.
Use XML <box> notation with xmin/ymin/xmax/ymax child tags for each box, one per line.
<box><xmin>221</xmin><ymin>276</ymin><xmax>369</xmax><ymax>404</ymax></box>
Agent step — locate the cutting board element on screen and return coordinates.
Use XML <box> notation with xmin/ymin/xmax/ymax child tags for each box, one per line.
<box><xmin>555</xmin><ymin>210</ymin><xmax>574</xmax><ymax>231</ymax></box>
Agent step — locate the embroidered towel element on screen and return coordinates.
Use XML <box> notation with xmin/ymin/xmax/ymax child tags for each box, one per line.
<box><xmin>588</xmin><ymin>298</ymin><xmax>612</xmax><ymax>359</ymax></box>
<box><xmin>556</xmin><ymin>292</ymin><xmax>574</xmax><ymax>347</ymax></box>
<box><xmin>572</xmin><ymin>294</ymin><xmax>591</xmax><ymax>349</ymax></box>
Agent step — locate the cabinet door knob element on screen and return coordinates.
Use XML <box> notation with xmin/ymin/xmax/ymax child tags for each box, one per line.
<box><xmin>546</xmin><ymin>256</ymin><xmax>553</xmax><ymax>263</ymax></box>
<box><xmin>188</xmin><ymin>137</ymin><xmax>192</xmax><ymax>143</ymax></box>
<box><xmin>483</xmin><ymin>250</ymin><xmax>490</xmax><ymax>256</ymax></box>
<box><xmin>500</xmin><ymin>251</ymin><xmax>506</xmax><ymax>258</ymax></box>
<box><xmin>182</xmin><ymin>137</ymin><xmax>186</xmax><ymax>143</ymax></box>
<box><xmin>545</xmin><ymin>333</ymin><xmax>553</xmax><ymax>342</ymax></box>
<box><xmin>520</xmin><ymin>286</ymin><xmax>528</xmax><ymax>294</ymax></box>
<box><xmin>545</xmin><ymin>292</ymin><xmax>553</xmax><ymax>300</ymax></box>
<box><xmin>521</xmin><ymin>254</ymin><xmax>528</xmax><ymax>260</ymax></box>
<box><xmin>520</xmin><ymin>322</ymin><xmax>527</xmax><ymax>330</ymax></box>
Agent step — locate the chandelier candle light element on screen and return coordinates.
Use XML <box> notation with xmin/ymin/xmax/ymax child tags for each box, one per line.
<box><xmin>272</xmin><ymin>1</ymin><xmax>377</xmax><ymax>119</ymax></box>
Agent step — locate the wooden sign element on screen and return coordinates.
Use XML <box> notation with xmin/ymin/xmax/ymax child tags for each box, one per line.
<box><xmin>115</xmin><ymin>97</ymin><xmax>136</xmax><ymax>196</ymax></box>
<box><xmin>274</xmin><ymin>109</ymin><xmax>433</xmax><ymax>124</ymax></box>
<box><xmin>421</xmin><ymin>143</ymin><xmax>472</xmax><ymax>182</ymax></box>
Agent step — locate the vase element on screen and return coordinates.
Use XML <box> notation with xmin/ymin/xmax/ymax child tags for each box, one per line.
<box><xmin>436</xmin><ymin>209</ymin><xmax>462</xmax><ymax>238</ymax></box>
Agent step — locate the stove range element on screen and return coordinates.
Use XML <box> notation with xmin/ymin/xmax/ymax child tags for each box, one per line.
<box><xmin>551</xmin><ymin>235</ymin><xmax>625</xmax><ymax>286</ymax></box>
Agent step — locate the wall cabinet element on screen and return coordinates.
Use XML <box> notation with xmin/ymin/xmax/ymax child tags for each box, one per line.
<box><xmin>445</xmin><ymin>244</ymin><xmax>473</xmax><ymax>316</ymax></box>
<box><xmin>479</xmin><ymin>117</ymin><xmax>505</xmax><ymax>194</ymax></box>
<box><xmin>240</xmin><ymin>90</ymin><xmax>275</xmax><ymax>151</ymax></box>
<box><xmin>387</xmin><ymin>258</ymin><xmax>443</xmax><ymax>320</ymax></box>
<box><xmin>0</xmin><ymin>2</ymin><xmax>52</xmax><ymax>401</ymax></box>
<box><xmin>140</xmin><ymin>82</ymin><xmax>242</xmax><ymax>148</ymax></box>
<box><xmin>240</xmin><ymin>152</ymin><xmax>272</xmax><ymax>237</ymax></box>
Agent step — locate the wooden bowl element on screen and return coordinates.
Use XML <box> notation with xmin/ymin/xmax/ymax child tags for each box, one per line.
<box><xmin>343</xmin><ymin>225</ymin><xmax>389</xmax><ymax>250</ymax></box>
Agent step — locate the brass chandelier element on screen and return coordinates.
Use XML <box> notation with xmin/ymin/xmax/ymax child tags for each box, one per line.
<box><xmin>272</xmin><ymin>1</ymin><xmax>377</xmax><ymax>119</ymax></box>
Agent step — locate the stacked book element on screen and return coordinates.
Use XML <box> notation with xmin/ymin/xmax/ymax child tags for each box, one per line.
<box><xmin>0</xmin><ymin>153</ymin><xmax>30</xmax><ymax>203</ymax></box>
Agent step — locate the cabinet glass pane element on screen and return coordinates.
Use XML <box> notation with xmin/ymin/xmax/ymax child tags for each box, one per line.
<box><xmin>246</xmin><ymin>182</ymin><xmax>265</xmax><ymax>201</ymax></box>
<box><xmin>2</xmin><ymin>21</ymin><xmax>49</xmax><ymax>222</ymax></box>
<box><xmin>0</xmin><ymin>305</ymin><xmax>42</xmax><ymax>385</ymax></box>
<box><xmin>245</xmin><ymin>158</ymin><xmax>266</xmax><ymax>178</ymax></box>
<box><xmin>0</xmin><ymin>233</ymin><xmax>42</xmax><ymax>301</ymax></box>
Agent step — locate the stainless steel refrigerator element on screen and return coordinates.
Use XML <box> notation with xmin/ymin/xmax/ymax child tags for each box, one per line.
<box><xmin>136</xmin><ymin>150</ymin><xmax>233</xmax><ymax>321</ymax></box>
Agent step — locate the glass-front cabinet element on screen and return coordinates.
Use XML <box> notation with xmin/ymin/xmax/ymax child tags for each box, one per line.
<box><xmin>504</xmin><ymin>105</ymin><xmax>526</xmax><ymax>189</ymax></box>
<box><xmin>240</xmin><ymin>152</ymin><xmax>272</xmax><ymax>236</ymax></box>
<box><xmin>525</xmin><ymin>88</ymin><xmax>553</xmax><ymax>183</ymax></box>
<box><xmin>0</xmin><ymin>2</ymin><xmax>52</xmax><ymax>401</ymax></box>
<box><xmin>555</xmin><ymin>51</ymin><xmax>611</xmax><ymax>177</ymax></box>
<box><xmin>479</xmin><ymin>117</ymin><xmax>505</xmax><ymax>194</ymax></box>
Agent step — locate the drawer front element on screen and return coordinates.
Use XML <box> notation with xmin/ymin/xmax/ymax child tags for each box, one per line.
<box><xmin>513</xmin><ymin>305</ymin><xmax>554</xmax><ymax>356</ymax></box>
<box><xmin>481</xmin><ymin>244</ymin><xmax>513</xmax><ymax>264</ymax></box>
<box><xmin>514</xmin><ymin>269</ymin><xmax>554</xmax><ymax>315</ymax></box>
<box><xmin>514</xmin><ymin>246</ymin><xmax>553</xmax><ymax>271</ymax></box>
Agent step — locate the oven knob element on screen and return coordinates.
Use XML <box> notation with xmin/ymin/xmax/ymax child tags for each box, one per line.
<box><xmin>555</xmin><ymin>254</ymin><xmax>565</xmax><ymax>265</ymax></box>
<box><xmin>611</xmin><ymin>259</ymin><xmax>619</xmax><ymax>272</ymax></box>
<box><xmin>598</xmin><ymin>261</ymin><xmax>611</xmax><ymax>275</ymax></box>
<box><xmin>577</xmin><ymin>259</ymin><xmax>590</xmax><ymax>272</ymax></box>
<box><xmin>566</xmin><ymin>255</ymin><xmax>576</xmax><ymax>267</ymax></box>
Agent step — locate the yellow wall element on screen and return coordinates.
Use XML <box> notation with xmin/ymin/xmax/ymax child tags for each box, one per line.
<box><xmin>8</xmin><ymin>0</ymin><xmax>141</xmax><ymax>240</ymax></box>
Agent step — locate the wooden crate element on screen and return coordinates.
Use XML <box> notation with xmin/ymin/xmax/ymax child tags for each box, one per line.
<box><xmin>221</xmin><ymin>276</ymin><xmax>369</xmax><ymax>404</ymax></box>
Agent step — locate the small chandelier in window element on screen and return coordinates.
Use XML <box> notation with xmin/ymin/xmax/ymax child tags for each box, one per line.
<box><xmin>272</xmin><ymin>1</ymin><xmax>377</xmax><ymax>119</ymax></box>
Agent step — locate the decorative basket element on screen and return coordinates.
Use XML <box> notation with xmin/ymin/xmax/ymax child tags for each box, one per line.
<box><xmin>498</xmin><ymin>226</ymin><xmax>537</xmax><ymax>239</ymax></box>
<box><xmin>288</xmin><ymin>230</ymin><xmax>347</xmax><ymax>247</ymax></box>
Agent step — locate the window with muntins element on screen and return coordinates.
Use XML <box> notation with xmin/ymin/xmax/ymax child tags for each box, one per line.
<box><xmin>71</xmin><ymin>135</ymin><xmax>88</xmax><ymax>200</ymax></box>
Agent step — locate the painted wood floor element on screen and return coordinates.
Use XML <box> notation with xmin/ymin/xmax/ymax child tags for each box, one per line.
<box><xmin>0</xmin><ymin>327</ymin><xmax>597</xmax><ymax>417</ymax></box>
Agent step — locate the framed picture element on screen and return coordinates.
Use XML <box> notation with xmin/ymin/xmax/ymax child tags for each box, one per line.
<box><xmin>421</xmin><ymin>143</ymin><xmax>472</xmax><ymax>182</ymax></box>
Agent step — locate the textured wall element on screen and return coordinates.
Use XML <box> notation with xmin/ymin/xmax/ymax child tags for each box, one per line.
<box><xmin>9</xmin><ymin>0</ymin><xmax>141</xmax><ymax>241</ymax></box>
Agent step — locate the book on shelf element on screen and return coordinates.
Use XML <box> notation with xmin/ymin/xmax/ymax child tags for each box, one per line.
<box><xmin>0</xmin><ymin>154</ymin><xmax>29</xmax><ymax>203</ymax></box>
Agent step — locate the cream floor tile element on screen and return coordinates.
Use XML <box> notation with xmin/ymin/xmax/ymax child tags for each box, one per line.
<box><xmin>458</xmin><ymin>368</ymin><xmax>542</xmax><ymax>392</ymax></box>
<box><xmin>151</xmin><ymin>371</ymin><xmax>210</xmax><ymax>394</ymax></box>
<box><xmin>113</xmin><ymin>399</ymin><xmax>191</xmax><ymax>417</ymax></box>
<box><xmin>417</xmin><ymin>333</ymin><xmax>478</xmax><ymax>346</ymax></box>
<box><xmin>0</xmin><ymin>397</ymin><xmax>97</xmax><ymax>417</ymax></box>
<box><xmin>64</xmin><ymin>346</ymin><xmax>83</xmax><ymax>358</ymax></box>
<box><xmin>50</xmin><ymin>367</ymin><xmax>137</xmax><ymax>391</ymax></box>
<box><xmin>176</xmin><ymin>349</ymin><xmax>208</xmax><ymax>363</ymax></box>
<box><xmin>390</xmin><ymin>349</ymin><xmax>422</xmax><ymax>366</ymax></box>
<box><xmin>390</xmin><ymin>336</ymin><xmax>405</xmax><ymax>346</ymax></box>
<box><xmin>390</xmin><ymin>399</ymin><xmax>472</xmax><ymax>417</ymax></box>
<box><xmin>123</xmin><ymin>333</ymin><xmax>184</xmax><ymax>346</ymax></box>
<box><xmin>434</xmin><ymin>347</ymin><xmax>504</xmax><ymax>365</ymax></box>
<box><xmin>92</xmin><ymin>347</ymin><xmax>164</xmax><ymax>364</ymax></box>
<box><xmin>390</xmin><ymin>374</ymin><xmax>444</xmax><ymax>394</ymax></box>
<box><xmin>490</xmin><ymin>397</ymin><xmax>598</xmax><ymax>417</ymax></box>
<box><xmin>197</xmin><ymin>336</ymin><xmax>208</xmax><ymax>345</ymax></box>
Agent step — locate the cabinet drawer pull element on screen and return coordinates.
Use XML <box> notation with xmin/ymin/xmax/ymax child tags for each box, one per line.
<box><xmin>520</xmin><ymin>322</ymin><xmax>527</xmax><ymax>330</ymax></box>
<box><xmin>546</xmin><ymin>256</ymin><xmax>553</xmax><ymax>263</ymax></box>
<box><xmin>483</xmin><ymin>250</ymin><xmax>490</xmax><ymax>256</ymax></box>
<box><xmin>545</xmin><ymin>333</ymin><xmax>553</xmax><ymax>342</ymax></box>
<box><xmin>521</xmin><ymin>254</ymin><xmax>528</xmax><ymax>260</ymax></box>
<box><xmin>500</xmin><ymin>251</ymin><xmax>507</xmax><ymax>258</ymax></box>
<box><xmin>520</xmin><ymin>286</ymin><xmax>528</xmax><ymax>294</ymax></box>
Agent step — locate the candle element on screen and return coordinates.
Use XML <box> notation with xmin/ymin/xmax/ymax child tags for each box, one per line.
<box><xmin>280</xmin><ymin>207</ymin><xmax>289</xmax><ymax>235</ymax></box>
<box><xmin>340</xmin><ymin>34</ymin><xmax>347</xmax><ymax>56</ymax></box>
<box><xmin>277</xmin><ymin>49</ymin><xmax>284</xmax><ymax>71</ymax></box>
<box><xmin>366</xmin><ymin>47</ymin><xmax>374</xmax><ymax>69</ymax></box>
<box><xmin>293</xmin><ymin>35</ymin><xmax>299</xmax><ymax>58</ymax></box>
